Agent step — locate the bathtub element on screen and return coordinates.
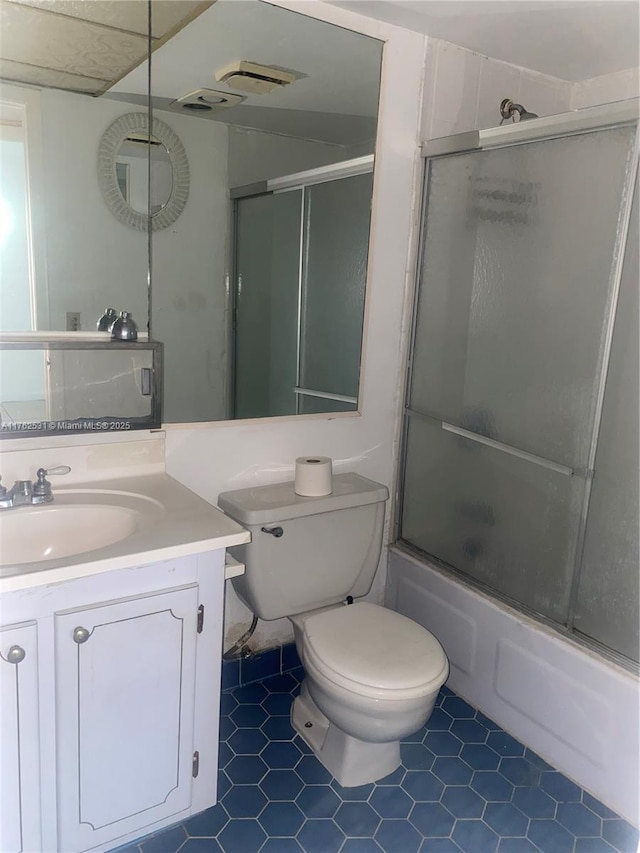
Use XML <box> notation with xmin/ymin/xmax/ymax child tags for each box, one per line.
<box><xmin>386</xmin><ymin>545</ymin><xmax>640</xmax><ymax>827</ymax></box>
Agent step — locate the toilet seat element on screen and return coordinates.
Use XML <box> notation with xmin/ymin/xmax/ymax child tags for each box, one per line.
<box><xmin>301</xmin><ymin>602</ymin><xmax>449</xmax><ymax>702</ymax></box>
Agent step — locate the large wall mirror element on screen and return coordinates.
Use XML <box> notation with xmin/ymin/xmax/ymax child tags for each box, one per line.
<box><xmin>0</xmin><ymin>0</ymin><xmax>383</xmax><ymax>425</ymax></box>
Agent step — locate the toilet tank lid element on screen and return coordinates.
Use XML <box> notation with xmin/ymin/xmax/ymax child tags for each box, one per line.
<box><xmin>218</xmin><ymin>473</ymin><xmax>388</xmax><ymax>525</ymax></box>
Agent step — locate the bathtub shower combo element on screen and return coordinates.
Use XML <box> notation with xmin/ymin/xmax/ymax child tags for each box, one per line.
<box><xmin>392</xmin><ymin>100</ymin><xmax>639</xmax><ymax>821</ymax></box>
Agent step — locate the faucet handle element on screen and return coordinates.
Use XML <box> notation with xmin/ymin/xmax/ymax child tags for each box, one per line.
<box><xmin>37</xmin><ymin>465</ymin><xmax>71</xmax><ymax>478</ymax></box>
<box><xmin>33</xmin><ymin>466</ymin><xmax>70</xmax><ymax>500</ymax></box>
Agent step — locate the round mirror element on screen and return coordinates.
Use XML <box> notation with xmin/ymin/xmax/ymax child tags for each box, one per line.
<box><xmin>97</xmin><ymin>113</ymin><xmax>189</xmax><ymax>231</ymax></box>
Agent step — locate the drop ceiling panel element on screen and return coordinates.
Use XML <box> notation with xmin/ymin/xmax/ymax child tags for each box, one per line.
<box><xmin>0</xmin><ymin>58</ymin><xmax>104</xmax><ymax>92</ymax></box>
<box><xmin>1</xmin><ymin>2</ymin><xmax>147</xmax><ymax>82</ymax></box>
<box><xmin>6</xmin><ymin>0</ymin><xmax>211</xmax><ymax>38</ymax></box>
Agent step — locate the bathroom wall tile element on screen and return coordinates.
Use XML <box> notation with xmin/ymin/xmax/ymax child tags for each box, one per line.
<box><xmin>572</xmin><ymin>70</ymin><xmax>638</xmax><ymax>110</ymax></box>
<box><xmin>220</xmin><ymin>658</ymin><xmax>239</xmax><ymax>692</ymax></box>
<box><xmin>432</xmin><ymin>41</ymin><xmax>481</xmax><ymax>133</ymax></box>
<box><xmin>240</xmin><ymin>647</ymin><xmax>280</xmax><ymax>685</ymax></box>
<box><xmin>420</xmin><ymin>38</ymin><xmax>439</xmax><ymax>140</ymax></box>
<box><xmin>281</xmin><ymin>642</ymin><xmax>301</xmax><ymax>672</ymax></box>
<box><xmin>517</xmin><ymin>72</ymin><xmax>572</xmax><ymax>119</ymax></box>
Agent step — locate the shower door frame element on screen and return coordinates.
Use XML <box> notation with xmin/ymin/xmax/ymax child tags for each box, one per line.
<box><xmin>395</xmin><ymin>97</ymin><xmax>640</xmax><ymax>671</ymax></box>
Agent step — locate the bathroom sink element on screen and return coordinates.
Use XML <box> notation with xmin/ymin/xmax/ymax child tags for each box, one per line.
<box><xmin>0</xmin><ymin>491</ymin><xmax>164</xmax><ymax>567</ymax></box>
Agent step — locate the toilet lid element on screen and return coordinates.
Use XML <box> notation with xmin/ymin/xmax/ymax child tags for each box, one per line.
<box><xmin>302</xmin><ymin>602</ymin><xmax>448</xmax><ymax>695</ymax></box>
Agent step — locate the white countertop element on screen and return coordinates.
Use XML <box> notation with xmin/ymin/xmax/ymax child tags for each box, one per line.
<box><xmin>0</xmin><ymin>472</ymin><xmax>250</xmax><ymax>593</ymax></box>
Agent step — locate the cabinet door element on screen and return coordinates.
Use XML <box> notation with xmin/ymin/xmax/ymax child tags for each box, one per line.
<box><xmin>0</xmin><ymin>622</ymin><xmax>41</xmax><ymax>853</ymax></box>
<box><xmin>55</xmin><ymin>585</ymin><xmax>199</xmax><ymax>852</ymax></box>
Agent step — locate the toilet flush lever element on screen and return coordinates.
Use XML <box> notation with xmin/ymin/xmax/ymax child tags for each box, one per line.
<box><xmin>261</xmin><ymin>526</ymin><xmax>283</xmax><ymax>538</ymax></box>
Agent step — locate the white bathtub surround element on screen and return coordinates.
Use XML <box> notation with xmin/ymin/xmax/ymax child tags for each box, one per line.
<box><xmin>386</xmin><ymin>546</ymin><xmax>640</xmax><ymax>827</ymax></box>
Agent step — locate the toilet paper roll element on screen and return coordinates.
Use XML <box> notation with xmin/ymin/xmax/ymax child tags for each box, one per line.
<box><xmin>295</xmin><ymin>456</ymin><xmax>333</xmax><ymax>496</ymax></box>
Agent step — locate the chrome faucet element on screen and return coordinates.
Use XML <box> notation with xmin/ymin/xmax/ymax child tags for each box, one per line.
<box><xmin>0</xmin><ymin>466</ymin><xmax>71</xmax><ymax>510</ymax></box>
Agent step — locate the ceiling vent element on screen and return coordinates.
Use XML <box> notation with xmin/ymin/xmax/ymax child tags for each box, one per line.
<box><xmin>215</xmin><ymin>60</ymin><xmax>297</xmax><ymax>95</ymax></box>
<box><xmin>169</xmin><ymin>89</ymin><xmax>245</xmax><ymax>114</ymax></box>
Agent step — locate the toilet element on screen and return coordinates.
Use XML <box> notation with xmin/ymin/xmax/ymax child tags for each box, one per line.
<box><xmin>218</xmin><ymin>472</ymin><xmax>449</xmax><ymax>787</ymax></box>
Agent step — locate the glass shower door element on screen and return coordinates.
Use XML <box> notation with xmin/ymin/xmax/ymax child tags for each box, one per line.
<box><xmin>400</xmin><ymin>123</ymin><xmax>637</xmax><ymax>629</ymax></box>
<box><xmin>572</xmin><ymin>177</ymin><xmax>639</xmax><ymax>662</ymax></box>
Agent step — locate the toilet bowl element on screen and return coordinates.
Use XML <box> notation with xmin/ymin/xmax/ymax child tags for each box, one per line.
<box><xmin>289</xmin><ymin>601</ymin><xmax>449</xmax><ymax>786</ymax></box>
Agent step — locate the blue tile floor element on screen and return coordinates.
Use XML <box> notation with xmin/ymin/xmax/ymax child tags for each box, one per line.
<box><xmin>112</xmin><ymin>668</ymin><xmax>639</xmax><ymax>853</ymax></box>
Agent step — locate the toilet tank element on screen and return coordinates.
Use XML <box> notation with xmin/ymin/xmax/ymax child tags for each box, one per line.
<box><xmin>218</xmin><ymin>473</ymin><xmax>389</xmax><ymax>620</ymax></box>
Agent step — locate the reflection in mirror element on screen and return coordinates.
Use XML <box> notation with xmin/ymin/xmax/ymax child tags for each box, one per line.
<box><xmin>112</xmin><ymin>0</ymin><xmax>383</xmax><ymax>423</ymax></box>
<box><xmin>0</xmin><ymin>0</ymin><xmax>208</xmax><ymax>333</ymax></box>
<box><xmin>97</xmin><ymin>112</ymin><xmax>189</xmax><ymax>231</ymax></box>
<box><xmin>114</xmin><ymin>134</ymin><xmax>174</xmax><ymax>215</ymax></box>
<box><xmin>0</xmin><ymin>342</ymin><xmax>162</xmax><ymax>438</ymax></box>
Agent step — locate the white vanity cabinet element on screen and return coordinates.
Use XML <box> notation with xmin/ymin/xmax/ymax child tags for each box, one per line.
<box><xmin>1</xmin><ymin>550</ymin><xmax>228</xmax><ymax>853</ymax></box>
<box><xmin>0</xmin><ymin>621</ymin><xmax>42</xmax><ymax>853</ymax></box>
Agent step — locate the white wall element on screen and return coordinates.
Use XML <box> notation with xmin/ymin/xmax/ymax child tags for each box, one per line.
<box><xmin>165</xmin><ymin>0</ymin><xmax>427</xmax><ymax>653</ymax></box>
<box><xmin>150</xmin><ymin>111</ymin><xmax>230</xmax><ymax>424</ymax></box>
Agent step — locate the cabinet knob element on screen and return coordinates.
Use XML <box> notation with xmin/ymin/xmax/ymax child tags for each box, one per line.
<box><xmin>5</xmin><ymin>645</ymin><xmax>26</xmax><ymax>664</ymax></box>
<box><xmin>73</xmin><ymin>626</ymin><xmax>91</xmax><ymax>644</ymax></box>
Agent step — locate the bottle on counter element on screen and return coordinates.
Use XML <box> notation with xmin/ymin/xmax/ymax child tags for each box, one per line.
<box><xmin>111</xmin><ymin>311</ymin><xmax>138</xmax><ymax>341</ymax></box>
<box><xmin>97</xmin><ymin>307</ymin><xmax>117</xmax><ymax>331</ymax></box>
